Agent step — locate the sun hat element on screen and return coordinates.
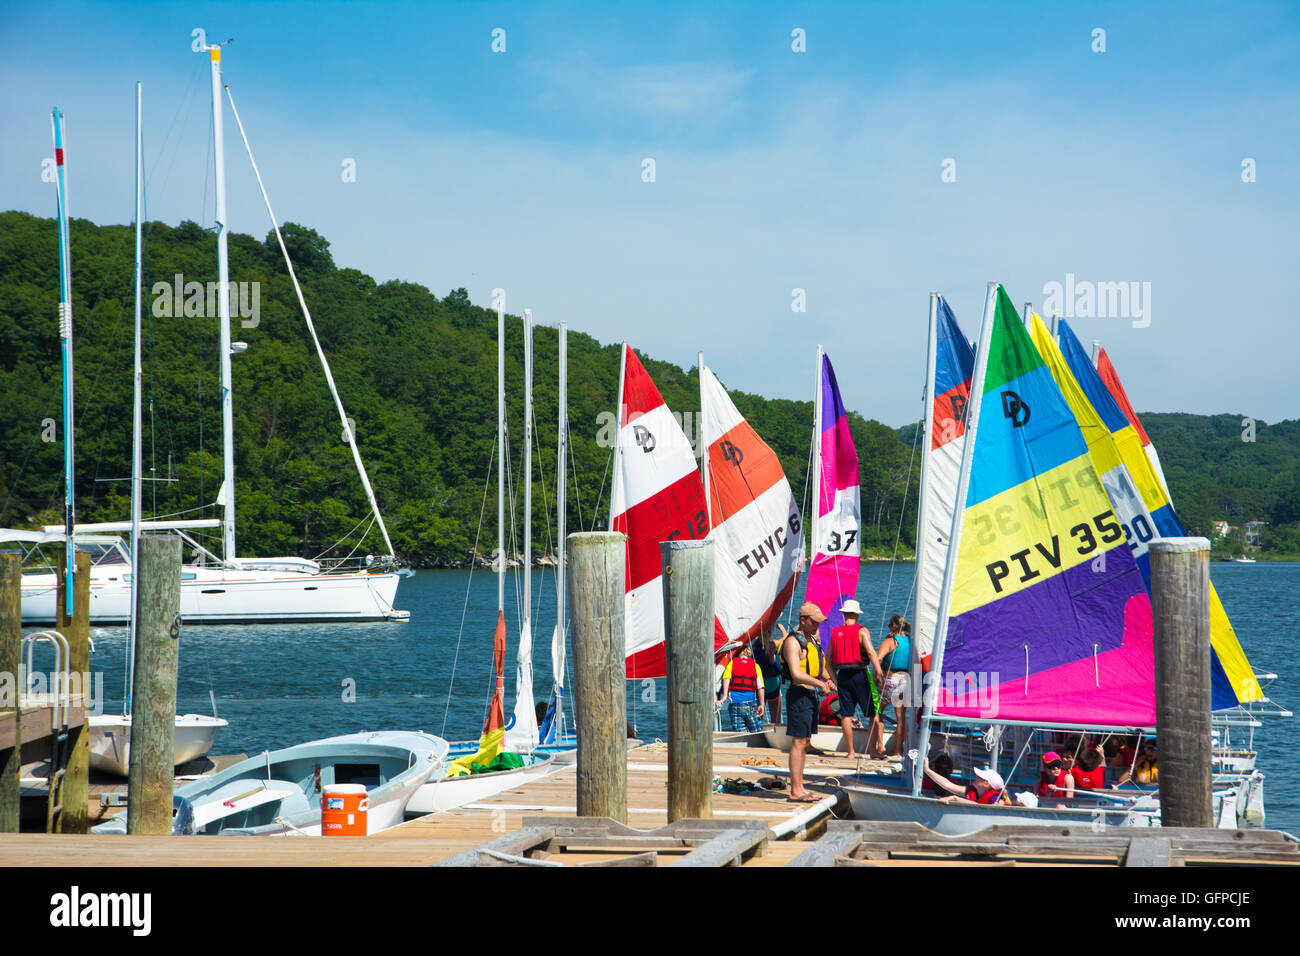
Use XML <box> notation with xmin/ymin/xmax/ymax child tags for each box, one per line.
<box><xmin>841</xmin><ymin>599</ymin><xmax>863</xmax><ymax>615</ymax></box>
<box><xmin>1015</xmin><ymin>791</ymin><xmax>1039</xmax><ymax>808</ymax></box>
<box><xmin>798</xmin><ymin>602</ymin><xmax>827</xmax><ymax>623</ymax></box>
<box><xmin>973</xmin><ymin>767</ymin><xmax>1005</xmax><ymax>790</ymax></box>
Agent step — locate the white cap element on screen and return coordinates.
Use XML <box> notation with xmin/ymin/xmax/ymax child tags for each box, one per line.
<box><xmin>973</xmin><ymin>767</ymin><xmax>1005</xmax><ymax>790</ymax></box>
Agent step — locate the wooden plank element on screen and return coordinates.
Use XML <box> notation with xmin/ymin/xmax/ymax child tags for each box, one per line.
<box><xmin>477</xmin><ymin>849</ymin><xmax>563</xmax><ymax>867</ymax></box>
<box><xmin>671</xmin><ymin>826</ymin><xmax>768</xmax><ymax>868</ymax></box>
<box><xmin>787</xmin><ymin>831</ymin><xmax>864</xmax><ymax>867</ymax></box>
<box><xmin>577</xmin><ymin>850</ymin><xmax>658</xmax><ymax>867</ymax></box>
<box><xmin>434</xmin><ymin>826</ymin><xmax>556</xmax><ymax>867</ymax></box>
<box><xmin>1126</xmin><ymin>837</ymin><xmax>1173</xmax><ymax>867</ymax></box>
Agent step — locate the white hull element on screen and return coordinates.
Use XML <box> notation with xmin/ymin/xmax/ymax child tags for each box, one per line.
<box><xmin>22</xmin><ymin>565</ymin><xmax>406</xmax><ymax>624</ymax></box>
<box><xmin>763</xmin><ymin>724</ymin><xmax>874</xmax><ymax>755</ymax></box>
<box><xmin>406</xmin><ymin>753</ymin><xmax>557</xmax><ymax>815</ymax></box>
<box><xmin>845</xmin><ymin>784</ymin><xmax>1149</xmax><ymax>836</ymax></box>
<box><xmin>88</xmin><ymin>713</ymin><xmax>229</xmax><ymax>776</ymax></box>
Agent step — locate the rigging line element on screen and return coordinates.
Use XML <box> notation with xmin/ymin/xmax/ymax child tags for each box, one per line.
<box><xmin>564</xmin><ymin>406</ymin><xmax>585</xmax><ymax>533</ymax></box>
<box><xmin>531</xmin><ymin>400</ymin><xmax>554</xmax><ymax>626</ymax></box>
<box><xmin>309</xmin><ymin>510</ymin><xmax>374</xmax><ymax>562</ymax></box>
<box><xmin>147</xmin><ymin>58</ymin><xmax>204</xmax><ymax>193</ymax></box>
<box><xmin>879</xmin><ymin>396</ymin><xmax>923</xmax><ymax>636</ymax></box>
<box><xmin>328</xmin><ymin>513</ymin><xmax>377</xmax><ymax>568</ymax></box>
<box><xmin>505</xmin><ymin>421</ymin><xmax>523</xmax><ymax>637</ymax></box>
<box><xmin>440</xmin><ymin>434</ymin><xmax>496</xmax><ymax>739</ymax></box>
<box><xmin>589</xmin><ymin>446</ymin><xmax>612</xmax><ymax>532</ymax></box>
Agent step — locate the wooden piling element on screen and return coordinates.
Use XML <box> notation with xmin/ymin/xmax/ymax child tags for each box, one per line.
<box><xmin>1149</xmin><ymin>537</ymin><xmax>1212</xmax><ymax>829</ymax></box>
<box><xmin>661</xmin><ymin>539</ymin><xmax>714</xmax><ymax>822</ymax></box>
<box><xmin>61</xmin><ymin>552</ymin><xmax>90</xmax><ymax>833</ymax></box>
<box><xmin>127</xmin><ymin>534</ymin><xmax>182</xmax><ymax>835</ymax></box>
<box><xmin>0</xmin><ymin>555</ymin><xmax>20</xmax><ymax>833</ymax></box>
<box><xmin>567</xmin><ymin>531</ymin><xmax>626</xmax><ymax>823</ymax></box>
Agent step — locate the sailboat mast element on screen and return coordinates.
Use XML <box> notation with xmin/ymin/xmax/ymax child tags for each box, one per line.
<box><xmin>523</xmin><ymin>309</ymin><xmax>533</xmax><ymax>629</ymax></box>
<box><xmin>129</xmin><ymin>83</ymin><xmax>144</xmax><ymax>706</ymax></box>
<box><xmin>207</xmin><ymin>43</ymin><xmax>236</xmax><ymax>564</ymax></box>
<box><xmin>1091</xmin><ymin>339</ymin><xmax>1102</xmax><ymax>367</ymax></box>
<box><xmin>51</xmin><ymin>108</ymin><xmax>75</xmax><ymax>617</ymax></box>
<box><xmin>912</xmin><ymin>281</ymin><xmax>998</xmax><ymax>795</ymax></box>
<box><xmin>810</xmin><ymin>345</ymin><xmax>824</xmax><ymax>570</ymax></box>
<box><xmin>699</xmin><ymin>351</ymin><xmax>709</xmax><ymax>522</ymax></box>
<box><xmin>908</xmin><ymin>293</ymin><xmax>940</xmax><ymax>758</ymax></box>
<box><xmin>610</xmin><ymin>343</ymin><xmax>627</xmax><ymax>531</ymax></box>
<box><xmin>554</xmin><ymin>321</ymin><xmax>567</xmax><ymax>731</ymax></box>
<box><xmin>497</xmin><ymin>300</ymin><xmax>505</xmax><ymax>612</ymax></box>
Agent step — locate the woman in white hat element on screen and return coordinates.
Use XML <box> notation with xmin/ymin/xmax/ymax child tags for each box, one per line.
<box><xmin>826</xmin><ymin>599</ymin><xmax>885</xmax><ymax>759</ymax></box>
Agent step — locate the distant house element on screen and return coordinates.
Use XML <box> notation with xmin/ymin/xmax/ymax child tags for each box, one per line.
<box><xmin>1244</xmin><ymin>520</ymin><xmax>1266</xmax><ymax>548</ymax></box>
<box><xmin>1211</xmin><ymin>521</ymin><xmax>1231</xmax><ymax>540</ymax></box>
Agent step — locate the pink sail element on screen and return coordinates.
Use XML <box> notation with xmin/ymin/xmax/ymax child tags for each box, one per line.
<box><xmin>804</xmin><ymin>352</ymin><xmax>860</xmax><ymax>650</ymax></box>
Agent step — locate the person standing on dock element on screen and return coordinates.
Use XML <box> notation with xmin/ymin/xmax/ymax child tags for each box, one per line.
<box><xmin>719</xmin><ymin>646</ymin><xmax>766</xmax><ymax>732</ymax></box>
<box><xmin>827</xmin><ymin>600</ymin><xmax>884</xmax><ymax>759</ymax></box>
<box><xmin>777</xmin><ymin>603</ymin><xmax>835</xmax><ymax>803</ymax></box>
<box><xmin>876</xmin><ymin>615</ymin><xmax>913</xmax><ymax>757</ymax></box>
<box><xmin>753</xmin><ymin>632</ymin><xmax>783</xmax><ymax>725</ymax></box>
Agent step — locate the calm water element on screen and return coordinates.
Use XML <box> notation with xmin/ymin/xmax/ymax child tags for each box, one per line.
<box><xmin>46</xmin><ymin>560</ymin><xmax>1300</xmax><ymax>836</ymax></box>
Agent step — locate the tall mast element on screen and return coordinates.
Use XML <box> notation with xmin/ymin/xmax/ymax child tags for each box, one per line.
<box><xmin>699</xmin><ymin>350</ymin><xmax>709</xmax><ymax>524</ymax></box>
<box><xmin>908</xmin><ymin>293</ymin><xmax>940</xmax><ymax>757</ymax></box>
<box><xmin>497</xmin><ymin>299</ymin><xmax>505</xmax><ymax>611</ymax></box>
<box><xmin>810</xmin><ymin>345</ymin><xmax>824</xmax><ymax>572</ymax></box>
<box><xmin>206</xmin><ymin>42</ymin><xmax>236</xmax><ymax>563</ymax></box>
<box><xmin>51</xmin><ymin>107</ymin><xmax>75</xmax><ymax>617</ymax></box>
<box><xmin>912</xmin><ymin>281</ymin><xmax>998</xmax><ymax>795</ymax></box>
<box><xmin>553</xmin><ymin>321</ymin><xmax>568</xmax><ymax>736</ymax></box>
<box><xmin>610</xmin><ymin>343</ymin><xmax>627</xmax><ymax>531</ymax></box>
<box><xmin>523</xmin><ymin>310</ymin><xmax>532</xmax><ymax>634</ymax></box>
<box><xmin>1091</xmin><ymin>339</ymin><xmax>1102</xmax><ymax>367</ymax></box>
<box><xmin>128</xmin><ymin>83</ymin><xmax>144</xmax><ymax>708</ymax></box>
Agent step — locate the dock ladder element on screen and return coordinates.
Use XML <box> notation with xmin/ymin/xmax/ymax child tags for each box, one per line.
<box><xmin>21</xmin><ymin>631</ymin><xmax>73</xmax><ymax>833</ymax></box>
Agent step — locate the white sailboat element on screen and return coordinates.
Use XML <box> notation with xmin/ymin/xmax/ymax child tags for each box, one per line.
<box><xmin>88</xmin><ymin>83</ymin><xmax>226</xmax><ymax>776</ymax></box>
<box><xmin>19</xmin><ymin>41</ymin><xmax>406</xmax><ymax>625</ymax></box>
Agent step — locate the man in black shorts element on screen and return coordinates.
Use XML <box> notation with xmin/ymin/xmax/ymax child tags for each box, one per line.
<box><xmin>778</xmin><ymin>603</ymin><xmax>835</xmax><ymax>802</ymax></box>
<box><xmin>828</xmin><ymin>599</ymin><xmax>884</xmax><ymax>759</ymax></box>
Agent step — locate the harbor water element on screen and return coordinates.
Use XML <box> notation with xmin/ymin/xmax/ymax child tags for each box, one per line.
<box><xmin>55</xmin><ymin>559</ymin><xmax>1300</xmax><ymax>836</ymax></box>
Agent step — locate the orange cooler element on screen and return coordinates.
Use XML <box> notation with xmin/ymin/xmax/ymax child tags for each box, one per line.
<box><xmin>321</xmin><ymin>784</ymin><xmax>369</xmax><ymax>836</ymax></box>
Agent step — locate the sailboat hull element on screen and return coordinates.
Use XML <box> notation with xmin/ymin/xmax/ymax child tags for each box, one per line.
<box><xmin>845</xmin><ymin>784</ymin><xmax>1150</xmax><ymax>836</ymax></box>
<box><xmin>88</xmin><ymin>713</ymin><xmax>229</xmax><ymax>776</ymax></box>
<box><xmin>406</xmin><ymin>752</ymin><xmax>557</xmax><ymax>815</ymax></box>
<box><xmin>21</xmin><ymin>566</ymin><xmax>405</xmax><ymax>624</ymax></box>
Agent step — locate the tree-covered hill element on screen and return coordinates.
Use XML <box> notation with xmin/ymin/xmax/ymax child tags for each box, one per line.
<box><xmin>0</xmin><ymin>211</ymin><xmax>921</xmax><ymax>566</ymax></box>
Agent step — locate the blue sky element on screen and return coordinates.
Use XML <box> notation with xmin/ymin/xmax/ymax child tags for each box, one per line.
<box><xmin>1</xmin><ymin>1</ymin><xmax>1296</xmax><ymax>428</ymax></box>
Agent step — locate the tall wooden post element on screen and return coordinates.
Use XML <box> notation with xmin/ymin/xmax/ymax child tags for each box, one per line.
<box><xmin>0</xmin><ymin>555</ymin><xmax>21</xmax><ymax>832</ymax></box>
<box><xmin>1150</xmin><ymin>537</ymin><xmax>1212</xmax><ymax>828</ymax></box>
<box><xmin>127</xmin><ymin>534</ymin><xmax>181</xmax><ymax>834</ymax></box>
<box><xmin>58</xmin><ymin>551</ymin><xmax>91</xmax><ymax>832</ymax></box>
<box><xmin>568</xmin><ymin>531</ymin><xmax>626</xmax><ymax>822</ymax></box>
<box><xmin>662</xmin><ymin>540</ymin><xmax>714</xmax><ymax>822</ymax></box>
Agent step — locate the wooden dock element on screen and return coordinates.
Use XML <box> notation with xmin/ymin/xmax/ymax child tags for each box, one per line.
<box><xmin>3</xmin><ymin>738</ymin><xmax>1295</xmax><ymax>867</ymax></box>
<box><xmin>0</xmin><ymin>740</ymin><xmax>873</xmax><ymax>866</ymax></box>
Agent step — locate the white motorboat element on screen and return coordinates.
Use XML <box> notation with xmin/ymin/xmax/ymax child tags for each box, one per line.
<box><xmin>93</xmin><ymin>730</ymin><xmax>447</xmax><ymax>835</ymax></box>
<box><xmin>87</xmin><ymin>713</ymin><xmax>229</xmax><ymax>777</ymax></box>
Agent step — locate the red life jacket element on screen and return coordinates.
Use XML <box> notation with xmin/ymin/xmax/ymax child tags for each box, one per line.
<box><xmin>829</xmin><ymin>624</ymin><xmax>862</xmax><ymax>667</ymax></box>
<box><xmin>1036</xmin><ymin>770</ymin><xmax>1071</xmax><ymax>798</ymax></box>
<box><xmin>729</xmin><ymin>656</ymin><xmax>759</xmax><ymax>695</ymax></box>
<box><xmin>1072</xmin><ymin>766</ymin><xmax>1105</xmax><ymax>790</ymax></box>
<box><xmin>965</xmin><ymin>785</ymin><xmax>1002</xmax><ymax>805</ymax></box>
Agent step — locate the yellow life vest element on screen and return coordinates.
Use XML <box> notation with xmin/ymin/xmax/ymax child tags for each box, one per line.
<box><xmin>784</xmin><ymin>634</ymin><xmax>825</xmax><ymax>680</ymax></box>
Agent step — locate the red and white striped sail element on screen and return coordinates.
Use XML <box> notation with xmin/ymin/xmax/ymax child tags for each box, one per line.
<box><xmin>611</xmin><ymin>345</ymin><xmax>710</xmax><ymax>678</ymax></box>
<box><xmin>702</xmin><ymin>365</ymin><xmax>802</xmax><ymax>648</ymax></box>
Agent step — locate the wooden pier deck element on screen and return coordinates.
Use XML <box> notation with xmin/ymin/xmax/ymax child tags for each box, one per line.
<box><xmin>0</xmin><ymin>740</ymin><xmax>877</xmax><ymax>866</ymax></box>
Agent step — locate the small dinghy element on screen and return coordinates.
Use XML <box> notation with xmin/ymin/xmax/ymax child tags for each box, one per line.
<box><xmin>88</xmin><ymin>714</ymin><xmax>229</xmax><ymax>777</ymax></box>
<box><xmin>93</xmin><ymin>730</ymin><xmax>447</xmax><ymax>835</ymax></box>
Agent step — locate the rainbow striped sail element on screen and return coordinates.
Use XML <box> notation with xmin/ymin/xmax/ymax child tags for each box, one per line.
<box><xmin>447</xmin><ymin>610</ymin><xmax>507</xmax><ymax>775</ymax></box>
<box><xmin>804</xmin><ymin>351</ymin><xmax>860</xmax><ymax>651</ymax></box>
<box><xmin>932</xmin><ymin>286</ymin><xmax>1154</xmax><ymax>727</ymax></box>
<box><xmin>1054</xmin><ymin>322</ymin><xmax>1262</xmax><ymax>707</ymax></box>
<box><xmin>611</xmin><ymin>345</ymin><xmax>712</xmax><ymax>678</ymax></box>
<box><xmin>914</xmin><ymin>295</ymin><xmax>975</xmax><ymax>664</ymax></box>
<box><xmin>702</xmin><ymin>365</ymin><xmax>802</xmax><ymax>649</ymax></box>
